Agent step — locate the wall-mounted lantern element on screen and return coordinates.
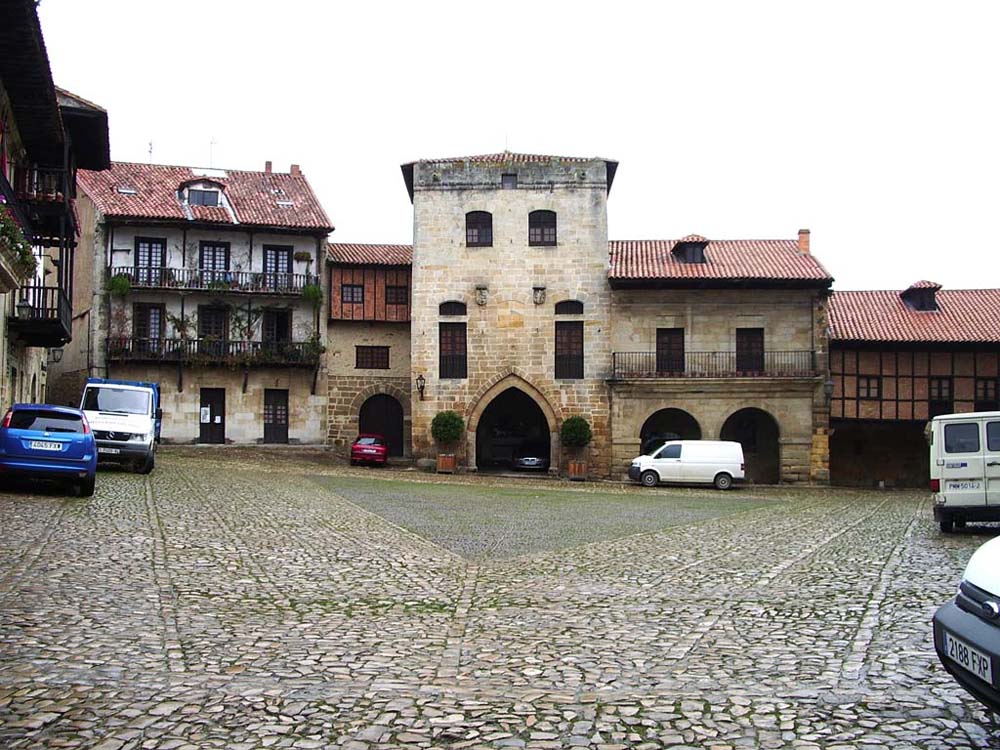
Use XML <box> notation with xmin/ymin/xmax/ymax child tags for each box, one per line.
<box><xmin>416</xmin><ymin>373</ymin><xmax>426</xmax><ymax>401</ymax></box>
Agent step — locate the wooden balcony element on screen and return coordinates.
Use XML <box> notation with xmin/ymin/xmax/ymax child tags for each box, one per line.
<box><xmin>8</xmin><ymin>284</ymin><xmax>72</xmax><ymax>346</ymax></box>
<box><xmin>106</xmin><ymin>337</ymin><xmax>322</xmax><ymax>368</ymax></box>
<box><xmin>611</xmin><ymin>350</ymin><xmax>819</xmax><ymax>380</ymax></box>
<box><xmin>15</xmin><ymin>167</ymin><xmax>76</xmax><ymax>247</ymax></box>
<box><xmin>110</xmin><ymin>266</ymin><xmax>320</xmax><ymax>297</ymax></box>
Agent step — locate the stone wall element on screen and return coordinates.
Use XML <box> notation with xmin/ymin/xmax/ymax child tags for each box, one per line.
<box><xmin>326</xmin><ymin>374</ymin><xmax>412</xmax><ymax>455</ymax></box>
<box><xmin>108</xmin><ymin>364</ymin><xmax>325</xmax><ymax>444</ymax></box>
<box><xmin>326</xmin><ymin>320</ymin><xmax>410</xmax><ymax>378</ymax></box>
<box><xmin>408</xmin><ymin>157</ymin><xmax>613</xmax><ymax>476</ymax></box>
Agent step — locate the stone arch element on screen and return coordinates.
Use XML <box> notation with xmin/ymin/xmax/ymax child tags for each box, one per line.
<box><xmin>466</xmin><ymin>372</ymin><xmax>562</xmax><ymax>471</ymax></box>
<box><xmin>639</xmin><ymin>408</ymin><xmax>702</xmax><ymax>454</ymax></box>
<box><xmin>720</xmin><ymin>407</ymin><xmax>781</xmax><ymax>484</ymax></box>
<box><xmin>346</xmin><ymin>382</ymin><xmax>412</xmax><ymax>456</ymax></box>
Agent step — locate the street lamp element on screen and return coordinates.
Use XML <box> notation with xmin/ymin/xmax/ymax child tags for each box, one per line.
<box><xmin>16</xmin><ymin>298</ymin><xmax>31</xmax><ymax>319</ymax></box>
<box><xmin>50</xmin><ymin>348</ymin><xmax>64</xmax><ymax>363</ymax></box>
<box><xmin>415</xmin><ymin>373</ymin><xmax>426</xmax><ymax>401</ymax></box>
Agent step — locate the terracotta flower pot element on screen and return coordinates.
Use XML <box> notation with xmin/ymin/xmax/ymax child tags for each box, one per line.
<box><xmin>437</xmin><ymin>453</ymin><xmax>457</xmax><ymax>474</ymax></box>
<box><xmin>568</xmin><ymin>459</ymin><xmax>588</xmax><ymax>481</ymax></box>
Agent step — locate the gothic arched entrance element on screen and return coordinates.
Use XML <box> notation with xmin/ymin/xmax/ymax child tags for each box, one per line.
<box><xmin>475</xmin><ymin>387</ymin><xmax>550</xmax><ymax>471</ymax></box>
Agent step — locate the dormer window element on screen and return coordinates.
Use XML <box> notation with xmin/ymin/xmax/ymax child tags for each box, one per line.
<box><xmin>672</xmin><ymin>239</ymin><xmax>707</xmax><ymax>264</ymax></box>
<box><xmin>901</xmin><ymin>281</ymin><xmax>941</xmax><ymax>312</ymax></box>
<box><xmin>188</xmin><ymin>188</ymin><xmax>220</xmax><ymax>207</ymax></box>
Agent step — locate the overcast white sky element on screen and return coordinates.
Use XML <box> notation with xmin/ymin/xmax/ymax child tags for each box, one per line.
<box><xmin>38</xmin><ymin>0</ymin><xmax>999</xmax><ymax>290</ymax></box>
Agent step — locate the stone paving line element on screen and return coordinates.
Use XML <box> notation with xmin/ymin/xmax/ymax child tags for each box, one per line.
<box><xmin>0</xmin><ymin>454</ymin><xmax>998</xmax><ymax>749</ymax></box>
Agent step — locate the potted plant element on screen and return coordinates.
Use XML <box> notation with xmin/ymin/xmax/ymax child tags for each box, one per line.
<box><xmin>431</xmin><ymin>410</ymin><xmax>463</xmax><ymax>474</ymax></box>
<box><xmin>0</xmin><ymin>205</ymin><xmax>37</xmax><ymax>280</ymax></box>
<box><xmin>561</xmin><ymin>415</ymin><xmax>593</xmax><ymax>481</ymax></box>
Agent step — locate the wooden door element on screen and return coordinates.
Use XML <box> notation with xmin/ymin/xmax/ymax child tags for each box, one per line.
<box><xmin>656</xmin><ymin>328</ymin><xmax>685</xmax><ymax>373</ymax></box>
<box><xmin>358</xmin><ymin>394</ymin><xmax>404</xmax><ymax>457</ymax></box>
<box><xmin>199</xmin><ymin>388</ymin><xmax>226</xmax><ymax>444</ymax></box>
<box><xmin>736</xmin><ymin>328</ymin><xmax>765</xmax><ymax>372</ymax></box>
<box><xmin>263</xmin><ymin>389</ymin><xmax>289</xmax><ymax>444</ymax></box>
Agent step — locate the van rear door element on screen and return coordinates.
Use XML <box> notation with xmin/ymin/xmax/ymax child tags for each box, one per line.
<box><xmin>986</xmin><ymin>419</ymin><xmax>1000</xmax><ymax>507</ymax></box>
<box><xmin>939</xmin><ymin>419</ymin><xmax>987</xmax><ymax>506</ymax></box>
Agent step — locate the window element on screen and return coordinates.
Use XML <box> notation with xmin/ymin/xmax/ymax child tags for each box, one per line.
<box><xmin>342</xmin><ymin>284</ymin><xmax>364</xmax><ymax>304</ymax></box>
<box><xmin>198</xmin><ymin>306</ymin><xmax>228</xmax><ymax>357</ymax></box>
<box><xmin>656</xmin><ymin>328</ymin><xmax>685</xmax><ymax>373</ymax></box>
<box><xmin>555</xmin><ymin>321</ymin><xmax>584</xmax><ymax>379</ymax></box>
<box><xmin>188</xmin><ymin>188</ymin><xmax>219</xmax><ymax>207</ymax></box>
<box><xmin>555</xmin><ymin>300</ymin><xmax>584</xmax><ymax>315</ymax></box>
<box><xmin>857</xmin><ymin>376</ymin><xmax>881</xmax><ymax>400</ymax></box>
<box><xmin>673</xmin><ymin>242</ymin><xmax>706</xmax><ymax>263</ymax></box>
<box><xmin>386</xmin><ymin>285</ymin><xmax>408</xmax><ymax>305</ymax></box>
<box><xmin>975</xmin><ymin>378</ymin><xmax>999</xmax><ymax>412</ymax></box>
<box><xmin>262</xmin><ymin>309</ymin><xmax>291</xmax><ymax>344</ymax></box>
<box><xmin>988</xmin><ymin>422</ymin><xmax>1000</xmax><ymax>452</ymax></box>
<box><xmin>263</xmin><ymin>246</ymin><xmax>293</xmax><ymax>291</ymax></box>
<box><xmin>528</xmin><ymin>210</ymin><xmax>557</xmax><ymax>246</ymax></box>
<box><xmin>199</xmin><ymin>242</ymin><xmax>230</xmax><ymax>284</ymax></box>
<box><xmin>657</xmin><ymin>444</ymin><xmax>681</xmax><ymax>459</ymax></box>
<box><xmin>439</xmin><ymin>322</ymin><xmax>467</xmax><ymax>379</ymax></box>
<box><xmin>736</xmin><ymin>328</ymin><xmax>765</xmax><ymax>372</ymax></box>
<box><xmin>439</xmin><ymin>301</ymin><xmax>467</xmax><ymax>316</ymax></box>
<box><xmin>466</xmin><ymin>212</ymin><xmax>493</xmax><ymax>247</ymax></box>
<box><xmin>133</xmin><ymin>303</ymin><xmax>164</xmax><ymax>353</ymax></box>
<box><xmin>501</xmin><ymin>173</ymin><xmax>517</xmax><ymax>189</ymax></box>
<box><xmin>134</xmin><ymin>237</ymin><xmax>166</xmax><ymax>285</ymax></box>
<box><xmin>944</xmin><ymin>423</ymin><xmax>980</xmax><ymax>453</ymax></box>
<box><xmin>9</xmin><ymin>409</ymin><xmax>84</xmax><ymax>433</ymax></box>
<box><xmin>356</xmin><ymin>346</ymin><xmax>390</xmax><ymax>369</ymax></box>
<box><xmin>930</xmin><ymin>377</ymin><xmax>953</xmax><ymax>417</ymax></box>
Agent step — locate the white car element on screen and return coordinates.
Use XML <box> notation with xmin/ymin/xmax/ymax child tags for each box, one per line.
<box><xmin>628</xmin><ymin>440</ymin><xmax>745</xmax><ymax>490</ymax></box>
<box><xmin>932</xmin><ymin>536</ymin><xmax>1000</xmax><ymax>713</ymax></box>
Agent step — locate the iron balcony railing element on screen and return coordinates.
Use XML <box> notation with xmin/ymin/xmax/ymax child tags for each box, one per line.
<box><xmin>612</xmin><ymin>350</ymin><xmax>818</xmax><ymax>379</ymax></box>
<box><xmin>106</xmin><ymin>337</ymin><xmax>322</xmax><ymax>367</ymax></box>
<box><xmin>110</xmin><ymin>266</ymin><xmax>319</xmax><ymax>295</ymax></box>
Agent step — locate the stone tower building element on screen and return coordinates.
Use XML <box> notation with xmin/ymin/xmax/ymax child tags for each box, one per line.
<box><xmin>402</xmin><ymin>153</ymin><xmax>617</xmax><ymax>475</ymax></box>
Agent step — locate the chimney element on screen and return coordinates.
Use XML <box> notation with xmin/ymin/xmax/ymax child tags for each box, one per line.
<box><xmin>264</xmin><ymin>160</ymin><xmax>272</xmax><ymax>173</ymax></box>
<box><xmin>798</xmin><ymin>228</ymin><xmax>810</xmax><ymax>254</ymax></box>
<box><xmin>290</xmin><ymin>164</ymin><xmax>301</xmax><ymax>176</ymax></box>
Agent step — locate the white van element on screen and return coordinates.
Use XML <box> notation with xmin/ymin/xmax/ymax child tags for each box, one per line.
<box><xmin>628</xmin><ymin>440</ymin><xmax>745</xmax><ymax>490</ymax></box>
<box><xmin>929</xmin><ymin>411</ymin><xmax>1000</xmax><ymax>532</ymax></box>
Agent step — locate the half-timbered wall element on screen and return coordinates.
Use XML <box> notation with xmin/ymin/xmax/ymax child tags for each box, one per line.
<box><xmin>329</xmin><ymin>265</ymin><xmax>411</xmax><ymax>322</ymax></box>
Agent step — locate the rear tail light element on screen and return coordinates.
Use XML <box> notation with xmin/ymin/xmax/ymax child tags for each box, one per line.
<box><xmin>931</xmin><ymin>479</ymin><xmax>940</xmax><ymax>492</ymax></box>
<box><xmin>1</xmin><ymin>410</ymin><xmax>11</xmax><ymax>429</ymax></box>
<box><xmin>81</xmin><ymin>416</ymin><xmax>91</xmax><ymax>435</ymax></box>
<box><xmin>741</xmin><ymin>462</ymin><xmax>745</xmax><ymax>472</ymax></box>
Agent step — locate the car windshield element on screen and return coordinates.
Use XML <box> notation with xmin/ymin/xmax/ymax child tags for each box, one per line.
<box><xmin>356</xmin><ymin>437</ymin><xmax>384</xmax><ymax>446</ymax></box>
<box><xmin>9</xmin><ymin>410</ymin><xmax>84</xmax><ymax>434</ymax></box>
<box><xmin>82</xmin><ymin>387</ymin><xmax>150</xmax><ymax>415</ymax></box>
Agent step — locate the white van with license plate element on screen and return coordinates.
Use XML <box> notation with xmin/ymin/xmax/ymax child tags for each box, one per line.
<box><xmin>928</xmin><ymin>411</ymin><xmax>1000</xmax><ymax>532</ymax></box>
<box><xmin>628</xmin><ymin>440</ymin><xmax>745</xmax><ymax>490</ymax></box>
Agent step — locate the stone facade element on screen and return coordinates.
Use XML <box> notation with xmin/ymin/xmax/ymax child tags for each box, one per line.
<box><xmin>408</xmin><ymin>157</ymin><xmax>613</xmax><ymax>476</ymax></box>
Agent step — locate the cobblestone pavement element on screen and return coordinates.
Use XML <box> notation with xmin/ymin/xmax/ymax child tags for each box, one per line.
<box><xmin>1</xmin><ymin>450</ymin><xmax>999</xmax><ymax>749</ymax></box>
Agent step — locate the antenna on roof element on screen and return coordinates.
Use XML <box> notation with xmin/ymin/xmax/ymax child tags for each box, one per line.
<box><xmin>147</xmin><ymin>141</ymin><xmax>153</xmax><ymax>163</ymax></box>
<box><xmin>504</xmin><ymin>131</ymin><xmax>509</xmax><ymax>151</ymax></box>
<box><xmin>209</xmin><ymin>137</ymin><xmax>217</xmax><ymax>168</ymax></box>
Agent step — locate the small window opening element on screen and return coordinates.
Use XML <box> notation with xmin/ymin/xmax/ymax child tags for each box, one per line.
<box><xmin>501</xmin><ymin>173</ymin><xmax>517</xmax><ymax>189</ymax></box>
<box><xmin>439</xmin><ymin>301</ymin><xmax>467</xmax><ymax>316</ymax></box>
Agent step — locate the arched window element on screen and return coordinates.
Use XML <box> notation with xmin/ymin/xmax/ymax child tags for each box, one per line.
<box><xmin>555</xmin><ymin>300</ymin><xmax>583</xmax><ymax>315</ymax></box>
<box><xmin>439</xmin><ymin>301</ymin><xmax>467</xmax><ymax>316</ymax></box>
<box><xmin>528</xmin><ymin>210</ymin><xmax>557</xmax><ymax>246</ymax></box>
<box><xmin>466</xmin><ymin>211</ymin><xmax>493</xmax><ymax>247</ymax></box>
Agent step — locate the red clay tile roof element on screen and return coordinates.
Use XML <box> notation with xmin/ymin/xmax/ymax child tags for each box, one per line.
<box><xmin>327</xmin><ymin>243</ymin><xmax>412</xmax><ymax>266</ymax></box>
<box><xmin>830</xmin><ymin>289</ymin><xmax>1000</xmax><ymax>343</ymax></box>
<box><xmin>907</xmin><ymin>279</ymin><xmax>942</xmax><ymax>290</ymax></box>
<box><xmin>608</xmin><ymin>239</ymin><xmax>832</xmax><ymax>285</ymax></box>
<box><xmin>78</xmin><ymin>161</ymin><xmax>333</xmax><ymax>231</ymax></box>
<box><xmin>406</xmin><ymin>151</ymin><xmax>605</xmax><ymax>165</ymax></box>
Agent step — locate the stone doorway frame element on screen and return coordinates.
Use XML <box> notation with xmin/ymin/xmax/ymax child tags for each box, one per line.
<box><xmin>465</xmin><ymin>374</ymin><xmax>561</xmax><ymax>472</ymax></box>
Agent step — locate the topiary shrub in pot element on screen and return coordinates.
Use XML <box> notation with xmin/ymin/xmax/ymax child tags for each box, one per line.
<box><xmin>431</xmin><ymin>410</ymin><xmax>464</xmax><ymax>474</ymax></box>
<box><xmin>561</xmin><ymin>415</ymin><xmax>593</xmax><ymax>481</ymax></box>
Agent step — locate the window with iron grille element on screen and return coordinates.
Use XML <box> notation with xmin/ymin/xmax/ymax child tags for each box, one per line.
<box><xmin>188</xmin><ymin>188</ymin><xmax>220</xmax><ymax>206</ymax></box>
<box><xmin>555</xmin><ymin>300</ymin><xmax>583</xmax><ymax>315</ymax></box>
<box><xmin>528</xmin><ymin>210</ymin><xmax>557</xmax><ymax>246</ymax></box>
<box><xmin>386</xmin><ymin>285</ymin><xmax>408</xmax><ymax>305</ymax></box>
<box><xmin>466</xmin><ymin>212</ymin><xmax>493</xmax><ymax>247</ymax></box>
<box><xmin>342</xmin><ymin>284</ymin><xmax>364</xmax><ymax>303</ymax></box>
<box><xmin>857</xmin><ymin>376</ymin><xmax>881</xmax><ymax>400</ymax></box>
<box><xmin>555</xmin><ymin>321</ymin><xmax>584</xmax><ymax>379</ymax></box>
<box><xmin>439</xmin><ymin>301</ymin><xmax>467</xmax><ymax>316</ymax></box>
<box><xmin>439</xmin><ymin>322</ymin><xmax>467</xmax><ymax>379</ymax></box>
<box><xmin>975</xmin><ymin>377</ymin><xmax>999</xmax><ymax>411</ymax></box>
<box><xmin>356</xmin><ymin>346</ymin><xmax>390</xmax><ymax>370</ymax></box>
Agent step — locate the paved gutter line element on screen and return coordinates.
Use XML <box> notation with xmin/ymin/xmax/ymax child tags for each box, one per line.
<box><xmin>0</xmin><ymin>501</ymin><xmax>67</xmax><ymax>601</ymax></box>
<box><xmin>143</xmin><ymin>476</ymin><xmax>187</xmax><ymax>674</ymax></box>
<box><xmin>839</xmin><ymin>497</ymin><xmax>923</xmax><ymax>684</ymax></box>
<box><xmin>436</xmin><ymin>562</ymin><xmax>480</xmax><ymax>681</ymax></box>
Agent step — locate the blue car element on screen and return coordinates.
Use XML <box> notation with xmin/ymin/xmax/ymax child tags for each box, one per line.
<box><xmin>0</xmin><ymin>404</ymin><xmax>97</xmax><ymax>496</ymax></box>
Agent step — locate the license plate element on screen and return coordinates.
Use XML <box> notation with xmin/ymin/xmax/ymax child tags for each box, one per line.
<box><xmin>98</xmin><ymin>447</ymin><xmax>121</xmax><ymax>455</ymax></box>
<box><xmin>30</xmin><ymin>440</ymin><xmax>62</xmax><ymax>451</ymax></box>
<box><xmin>946</xmin><ymin>481</ymin><xmax>982</xmax><ymax>491</ymax></box>
<box><xmin>363</xmin><ymin>449</ymin><xmax>377</xmax><ymax>454</ymax></box>
<box><xmin>944</xmin><ymin>631</ymin><xmax>993</xmax><ymax>683</ymax></box>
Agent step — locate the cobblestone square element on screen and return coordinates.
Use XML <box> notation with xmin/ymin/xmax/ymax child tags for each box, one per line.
<box><xmin>1</xmin><ymin>449</ymin><xmax>998</xmax><ymax>749</ymax></box>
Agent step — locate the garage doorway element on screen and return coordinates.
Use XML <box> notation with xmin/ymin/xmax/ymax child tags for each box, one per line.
<box><xmin>475</xmin><ymin>387</ymin><xmax>550</xmax><ymax>471</ymax></box>
<box><xmin>720</xmin><ymin>407</ymin><xmax>780</xmax><ymax>483</ymax></box>
<box><xmin>359</xmin><ymin>394</ymin><xmax>404</xmax><ymax>457</ymax></box>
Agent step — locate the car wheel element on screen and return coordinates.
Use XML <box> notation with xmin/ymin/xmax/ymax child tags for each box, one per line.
<box><xmin>138</xmin><ymin>454</ymin><xmax>154</xmax><ymax>475</ymax></box>
<box><xmin>78</xmin><ymin>476</ymin><xmax>96</xmax><ymax>497</ymax></box>
<box><xmin>640</xmin><ymin>470</ymin><xmax>659</xmax><ymax>488</ymax></box>
<box><xmin>940</xmin><ymin>519</ymin><xmax>954</xmax><ymax>533</ymax></box>
<box><xmin>714</xmin><ymin>472</ymin><xmax>733</xmax><ymax>491</ymax></box>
